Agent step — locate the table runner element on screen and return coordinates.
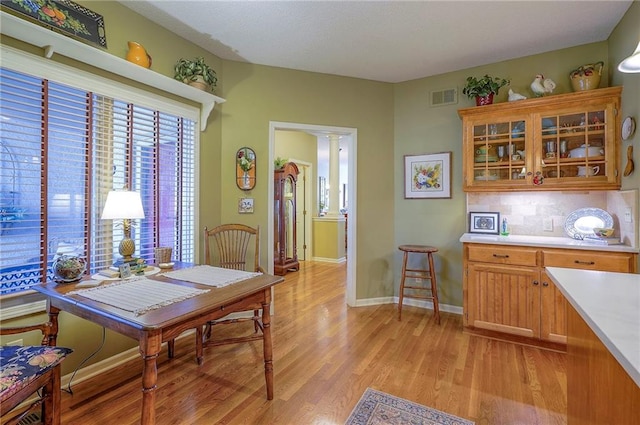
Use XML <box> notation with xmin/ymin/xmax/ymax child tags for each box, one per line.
<box><xmin>68</xmin><ymin>278</ymin><xmax>209</xmax><ymax>315</ymax></box>
<box><xmin>161</xmin><ymin>265</ymin><xmax>261</xmax><ymax>287</ymax></box>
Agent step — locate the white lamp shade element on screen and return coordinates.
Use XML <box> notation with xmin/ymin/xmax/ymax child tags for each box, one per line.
<box><xmin>618</xmin><ymin>41</ymin><xmax>640</xmax><ymax>73</ymax></box>
<box><xmin>101</xmin><ymin>190</ymin><xmax>145</xmax><ymax>220</ymax></box>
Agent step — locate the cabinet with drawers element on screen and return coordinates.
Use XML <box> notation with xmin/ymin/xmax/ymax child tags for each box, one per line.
<box><xmin>463</xmin><ymin>243</ymin><xmax>637</xmax><ymax>346</ymax></box>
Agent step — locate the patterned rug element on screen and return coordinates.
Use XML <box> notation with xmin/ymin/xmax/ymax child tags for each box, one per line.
<box><xmin>345</xmin><ymin>388</ymin><xmax>474</xmax><ymax>425</ymax></box>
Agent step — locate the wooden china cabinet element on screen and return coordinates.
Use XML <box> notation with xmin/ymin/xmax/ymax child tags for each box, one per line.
<box><xmin>459</xmin><ymin>87</ymin><xmax>622</xmax><ymax>192</ymax></box>
<box><xmin>274</xmin><ymin>162</ymin><xmax>300</xmax><ymax>276</ymax></box>
<box><xmin>459</xmin><ymin>87</ymin><xmax>637</xmax><ymax>348</ymax></box>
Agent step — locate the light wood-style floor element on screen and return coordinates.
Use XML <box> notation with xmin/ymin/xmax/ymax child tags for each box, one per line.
<box><xmin>58</xmin><ymin>261</ymin><xmax>567</xmax><ymax>424</ymax></box>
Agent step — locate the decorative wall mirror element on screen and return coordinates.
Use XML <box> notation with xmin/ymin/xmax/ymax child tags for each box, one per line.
<box><xmin>236</xmin><ymin>147</ymin><xmax>256</xmax><ymax>190</ymax></box>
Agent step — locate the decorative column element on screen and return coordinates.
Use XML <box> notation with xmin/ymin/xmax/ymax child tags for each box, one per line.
<box><xmin>327</xmin><ymin>134</ymin><xmax>341</xmax><ymax>216</ymax></box>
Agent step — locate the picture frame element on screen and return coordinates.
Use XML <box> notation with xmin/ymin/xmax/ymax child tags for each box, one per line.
<box><xmin>404</xmin><ymin>151</ymin><xmax>452</xmax><ymax>199</ymax></box>
<box><xmin>118</xmin><ymin>263</ymin><xmax>131</xmax><ymax>279</ymax></box>
<box><xmin>0</xmin><ymin>0</ymin><xmax>107</xmax><ymax>48</ymax></box>
<box><xmin>469</xmin><ymin>212</ymin><xmax>500</xmax><ymax>234</ymax></box>
<box><xmin>238</xmin><ymin>198</ymin><xmax>254</xmax><ymax>214</ymax></box>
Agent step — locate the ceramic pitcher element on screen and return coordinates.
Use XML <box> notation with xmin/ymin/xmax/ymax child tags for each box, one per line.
<box><xmin>126</xmin><ymin>41</ymin><xmax>151</xmax><ymax>69</ymax></box>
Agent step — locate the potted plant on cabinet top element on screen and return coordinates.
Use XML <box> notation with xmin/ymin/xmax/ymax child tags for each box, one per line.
<box><xmin>462</xmin><ymin>74</ymin><xmax>510</xmax><ymax>106</ymax></box>
<box><xmin>174</xmin><ymin>57</ymin><xmax>218</xmax><ymax>92</ymax></box>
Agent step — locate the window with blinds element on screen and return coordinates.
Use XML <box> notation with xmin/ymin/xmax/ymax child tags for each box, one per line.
<box><xmin>0</xmin><ymin>68</ymin><xmax>196</xmax><ymax>295</ymax></box>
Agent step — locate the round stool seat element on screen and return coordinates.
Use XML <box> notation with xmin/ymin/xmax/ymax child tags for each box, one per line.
<box><xmin>398</xmin><ymin>244</ymin><xmax>438</xmax><ymax>254</ymax></box>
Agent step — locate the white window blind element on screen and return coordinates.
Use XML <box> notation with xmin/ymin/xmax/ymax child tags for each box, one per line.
<box><xmin>0</xmin><ymin>67</ymin><xmax>196</xmax><ymax>295</ymax></box>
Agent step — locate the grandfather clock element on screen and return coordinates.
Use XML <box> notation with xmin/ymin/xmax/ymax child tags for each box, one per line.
<box><xmin>274</xmin><ymin>162</ymin><xmax>300</xmax><ymax>275</ymax></box>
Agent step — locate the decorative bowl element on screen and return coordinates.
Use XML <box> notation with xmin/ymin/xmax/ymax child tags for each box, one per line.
<box><xmin>52</xmin><ymin>255</ymin><xmax>86</xmax><ymax>283</ymax></box>
<box><xmin>593</xmin><ymin>228</ymin><xmax>614</xmax><ymax>238</ymax></box>
<box><xmin>569</xmin><ymin>145</ymin><xmax>604</xmax><ymax>158</ymax></box>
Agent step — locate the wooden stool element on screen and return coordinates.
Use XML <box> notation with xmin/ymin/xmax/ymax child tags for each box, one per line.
<box><xmin>398</xmin><ymin>245</ymin><xmax>440</xmax><ymax>323</ymax></box>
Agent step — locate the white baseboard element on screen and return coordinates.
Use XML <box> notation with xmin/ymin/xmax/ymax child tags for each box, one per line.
<box><xmin>311</xmin><ymin>256</ymin><xmax>346</xmax><ymax>263</ymax></box>
<box><xmin>353</xmin><ymin>296</ymin><xmax>462</xmax><ymax>315</ymax></box>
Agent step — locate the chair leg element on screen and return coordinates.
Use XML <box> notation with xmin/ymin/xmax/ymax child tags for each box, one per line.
<box><xmin>40</xmin><ymin>365</ymin><xmax>61</xmax><ymax>425</ymax></box>
<box><xmin>253</xmin><ymin>309</ymin><xmax>260</xmax><ymax>333</ymax></box>
<box><xmin>398</xmin><ymin>251</ymin><xmax>409</xmax><ymax>321</ymax></box>
<box><xmin>196</xmin><ymin>326</ymin><xmax>204</xmax><ymax>365</ymax></box>
<box><xmin>427</xmin><ymin>252</ymin><xmax>441</xmax><ymax>325</ymax></box>
<box><xmin>204</xmin><ymin>322</ymin><xmax>212</xmax><ymax>340</ymax></box>
<box><xmin>167</xmin><ymin>339</ymin><xmax>175</xmax><ymax>358</ymax></box>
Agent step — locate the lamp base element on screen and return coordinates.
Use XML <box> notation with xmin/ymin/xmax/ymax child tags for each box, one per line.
<box><xmin>113</xmin><ymin>257</ymin><xmax>141</xmax><ymax>267</ymax></box>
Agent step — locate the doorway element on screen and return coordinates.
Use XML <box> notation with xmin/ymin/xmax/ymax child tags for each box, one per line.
<box><xmin>268</xmin><ymin>121</ymin><xmax>357</xmax><ymax>306</ymax></box>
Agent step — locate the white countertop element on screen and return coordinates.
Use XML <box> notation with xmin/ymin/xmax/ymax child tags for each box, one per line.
<box><xmin>545</xmin><ymin>267</ymin><xmax>640</xmax><ymax>387</ymax></box>
<box><xmin>460</xmin><ymin>233</ymin><xmax>639</xmax><ymax>253</ymax></box>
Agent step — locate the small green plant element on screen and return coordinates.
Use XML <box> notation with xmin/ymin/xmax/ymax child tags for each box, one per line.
<box><xmin>462</xmin><ymin>74</ymin><xmax>510</xmax><ymax>98</ymax></box>
<box><xmin>274</xmin><ymin>157</ymin><xmax>288</xmax><ymax>169</ymax></box>
<box><xmin>174</xmin><ymin>57</ymin><xmax>218</xmax><ymax>90</ymax></box>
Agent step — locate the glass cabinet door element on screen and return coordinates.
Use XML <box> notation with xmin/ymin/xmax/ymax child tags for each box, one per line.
<box><xmin>539</xmin><ymin>109</ymin><xmax>607</xmax><ymax>182</ymax></box>
<box><xmin>472</xmin><ymin>119</ymin><xmax>528</xmax><ymax>184</ymax></box>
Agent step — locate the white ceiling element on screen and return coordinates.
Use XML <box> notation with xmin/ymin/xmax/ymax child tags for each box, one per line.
<box><xmin>119</xmin><ymin>0</ymin><xmax>632</xmax><ymax>83</ymax></box>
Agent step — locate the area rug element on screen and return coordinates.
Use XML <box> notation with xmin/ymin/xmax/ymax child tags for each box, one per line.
<box><xmin>345</xmin><ymin>388</ymin><xmax>474</xmax><ymax>425</ymax></box>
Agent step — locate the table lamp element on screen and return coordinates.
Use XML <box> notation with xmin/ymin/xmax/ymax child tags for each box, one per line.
<box><xmin>101</xmin><ymin>189</ymin><xmax>145</xmax><ymax>264</ymax></box>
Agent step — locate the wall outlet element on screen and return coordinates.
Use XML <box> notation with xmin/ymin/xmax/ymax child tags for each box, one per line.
<box><xmin>624</xmin><ymin>207</ymin><xmax>632</xmax><ymax>223</ymax></box>
<box><xmin>7</xmin><ymin>339</ymin><xmax>23</xmax><ymax>346</ymax></box>
<box><xmin>543</xmin><ymin>218</ymin><xmax>553</xmax><ymax>232</ymax></box>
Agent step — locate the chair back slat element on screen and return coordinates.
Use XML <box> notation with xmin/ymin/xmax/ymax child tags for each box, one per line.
<box><xmin>204</xmin><ymin>224</ymin><xmax>260</xmax><ymax>272</ymax></box>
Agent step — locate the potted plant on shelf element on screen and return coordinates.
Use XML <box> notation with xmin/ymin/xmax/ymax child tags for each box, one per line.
<box><xmin>274</xmin><ymin>157</ymin><xmax>288</xmax><ymax>170</ymax></box>
<box><xmin>174</xmin><ymin>57</ymin><xmax>218</xmax><ymax>92</ymax></box>
<box><xmin>462</xmin><ymin>74</ymin><xmax>510</xmax><ymax>106</ymax></box>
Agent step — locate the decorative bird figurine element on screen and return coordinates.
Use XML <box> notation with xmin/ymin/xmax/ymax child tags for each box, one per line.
<box><xmin>530</xmin><ymin>74</ymin><xmax>556</xmax><ymax>97</ymax></box>
<box><xmin>508</xmin><ymin>89</ymin><xmax>527</xmax><ymax>101</ymax></box>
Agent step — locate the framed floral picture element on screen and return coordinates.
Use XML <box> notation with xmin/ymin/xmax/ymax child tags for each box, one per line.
<box><xmin>404</xmin><ymin>151</ymin><xmax>452</xmax><ymax>199</ymax></box>
<box><xmin>238</xmin><ymin>198</ymin><xmax>254</xmax><ymax>214</ymax></box>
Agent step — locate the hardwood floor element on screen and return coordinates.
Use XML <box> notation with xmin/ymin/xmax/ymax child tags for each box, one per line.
<box><xmin>58</xmin><ymin>261</ymin><xmax>567</xmax><ymax>424</ymax></box>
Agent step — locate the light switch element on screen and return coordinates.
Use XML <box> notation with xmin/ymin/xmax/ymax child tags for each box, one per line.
<box><xmin>543</xmin><ymin>218</ymin><xmax>553</xmax><ymax>232</ymax></box>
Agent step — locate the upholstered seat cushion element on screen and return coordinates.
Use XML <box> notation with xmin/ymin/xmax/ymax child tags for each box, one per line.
<box><xmin>0</xmin><ymin>345</ymin><xmax>72</xmax><ymax>401</ymax></box>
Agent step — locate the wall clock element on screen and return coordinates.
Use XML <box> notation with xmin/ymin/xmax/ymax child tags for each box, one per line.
<box><xmin>622</xmin><ymin>116</ymin><xmax>636</xmax><ymax>141</ymax></box>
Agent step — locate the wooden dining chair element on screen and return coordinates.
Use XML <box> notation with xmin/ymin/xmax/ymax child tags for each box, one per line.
<box><xmin>1</xmin><ymin>322</ymin><xmax>72</xmax><ymax>425</ymax></box>
<box><xmin>196</xmin><ymin>223</ymin><xmax>265</xmax><ymax>364</ymax></box>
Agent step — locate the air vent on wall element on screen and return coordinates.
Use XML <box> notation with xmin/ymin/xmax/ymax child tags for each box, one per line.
<box><xmin>430</xmin><ymin>87</ymin><xmax>458</xmax><ymax>106</ymax></box>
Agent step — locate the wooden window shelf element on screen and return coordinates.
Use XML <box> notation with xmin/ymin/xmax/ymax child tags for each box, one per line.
<box><xmin>0</xmin><ymin>11</ymin><xmax>225</xmax><ymax>131</ymax></box>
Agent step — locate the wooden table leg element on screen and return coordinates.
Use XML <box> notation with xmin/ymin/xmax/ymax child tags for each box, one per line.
<box><xmin>139</xmin><ymin>332</ymin><xmax>161</xmax><ymax>425</ymax></box>
<box><xmin>261</xmin><ymin>298</ymin><xmax>274</xmax><ymax>400</ymax></box>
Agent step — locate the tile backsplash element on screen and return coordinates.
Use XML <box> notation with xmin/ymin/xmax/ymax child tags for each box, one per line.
<box><xmin>466</xmin><ymin>190</ymin><xmax>638</xmax><ymax>248</ymax></box>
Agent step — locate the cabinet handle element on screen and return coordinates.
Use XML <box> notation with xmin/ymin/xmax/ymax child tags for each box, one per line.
<box><xmin>574</xmin><ymin>260</ymin><xmax>595</xmax><ymax>265</ymax></box>
<box><xmin>542</xmin><ymin>281</ymin><xmax>549</xmax><ymax>287</ymax></box>
<box><xmin>533</xmin><ymin>280</ymin><xmax>539</xmax><ymax>285</ymax></box>
<box><xmin>492</xmin><ymin>254</ymin><xmax>509</xmax><ymax>258</ymax></box>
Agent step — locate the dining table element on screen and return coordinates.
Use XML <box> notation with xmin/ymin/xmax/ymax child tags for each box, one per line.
<box><xmin>34</xmin><ymin>262</ymin><xmax>284</xmax><ymax>425</ymax></box>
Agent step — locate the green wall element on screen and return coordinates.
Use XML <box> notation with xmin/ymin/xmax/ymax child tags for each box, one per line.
<box><xmin>219</xmin><ymin>61</ymin><xmax>396</xmax><ymax>299</ymax></box>
<box><xmin>2</xmin><ymin>0</ymin><xmax>638</xmax><ymax>374</ymax></box>
<box><xmin>609</xmin><ymin>0</ymin><xmax>640</xmax><ymax>270</ymax></box>
<box><xmin>393</xmin><ymin>42</ymin><xmax>611</xmax><ymax>307</ymax></box>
